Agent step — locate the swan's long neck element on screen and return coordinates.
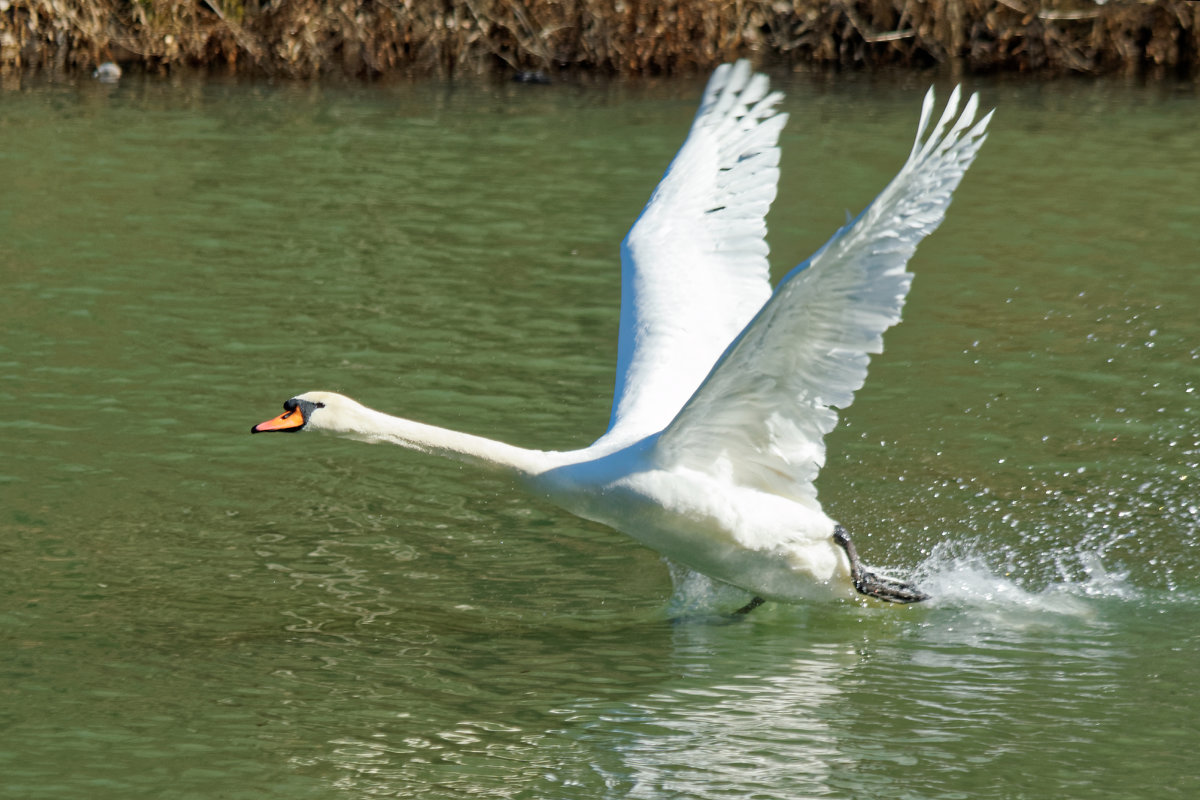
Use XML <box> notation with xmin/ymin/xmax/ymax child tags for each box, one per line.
<box><xmin>314</xmin><ymin>399</ymin><xmax>559</xmax><ymax>478</ymax></box>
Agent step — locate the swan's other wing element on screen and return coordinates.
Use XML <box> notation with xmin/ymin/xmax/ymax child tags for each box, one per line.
<box><xmin>601</xmin><ymin>61</ymin><xmax>785</xmax><ymax>446</ymax></box>
<box><xmin>656</xmin><ymin>87</ymin><xmax>992</xmax><ymax>503</ymax></box>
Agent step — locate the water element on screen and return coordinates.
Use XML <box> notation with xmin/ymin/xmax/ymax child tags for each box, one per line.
<box><xmin>2</xmin><ymin>70</ymin><xmax>1199</xmax><ymax>798</ymax></box>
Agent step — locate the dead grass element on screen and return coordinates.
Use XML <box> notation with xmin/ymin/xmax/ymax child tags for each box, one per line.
<box><xmin>2</xmin><ymin>0</ymin><xmax>1198</xmax><ymax>77</ymax></box>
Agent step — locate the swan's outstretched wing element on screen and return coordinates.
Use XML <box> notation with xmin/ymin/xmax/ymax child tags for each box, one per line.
<box><xmin>656</xmin><ymin>87</ymin><xmax>992</xmax><ymax>504</ymax></box>
<box><xmin>602</xmin><ymin>61</ymin><xmax>785</xmax><ymax>445</ymax></box>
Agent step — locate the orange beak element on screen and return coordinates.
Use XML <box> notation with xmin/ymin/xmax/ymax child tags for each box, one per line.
<box><xmin>252</xmin><ymin>406</ymin><xmax>307</xmax><ymax>434</ymax></box>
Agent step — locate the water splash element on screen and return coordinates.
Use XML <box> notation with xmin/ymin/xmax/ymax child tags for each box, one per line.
<box><xmin>909</xmin><ymin>536</ymin><xmax>1141</xmax><ymax>621</ymax></box>
<box><xmin>663</xmin><ymin>561</ymin><xmax>762</xmax><ymax>619</ymax></box>
<box><xmin>662</xmin><ymin>532</ymin><xmax>1154</xmax><ymax>623</ymax></box>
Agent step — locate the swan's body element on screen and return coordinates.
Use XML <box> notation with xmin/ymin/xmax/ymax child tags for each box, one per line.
<box><xmin>254</xmin><ymin>62</ymin><xmax>991</xmax><ymax>606</ymax></box>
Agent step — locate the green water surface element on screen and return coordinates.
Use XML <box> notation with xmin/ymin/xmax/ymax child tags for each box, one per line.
<box><xmin>2</xmin><ymin>69</ymin><xmax>1198</xmax><ymax>798</ymax></box>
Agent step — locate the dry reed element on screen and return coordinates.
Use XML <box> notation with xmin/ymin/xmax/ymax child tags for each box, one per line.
<box><xmin>2</xmin><ymin>0</ymin><xmax>1198</xmax><ymax>78</ymax></box>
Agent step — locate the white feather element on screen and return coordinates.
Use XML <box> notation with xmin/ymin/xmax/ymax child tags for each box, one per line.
<box><xmin>657</xmin><ymin>85</ymin><xmax>992</xmax><ymax>505</ymax></box>
<box><xmin>603</xmin><ymin>62</ymin><xmax>785</xmax><ymax>443</ymax></box>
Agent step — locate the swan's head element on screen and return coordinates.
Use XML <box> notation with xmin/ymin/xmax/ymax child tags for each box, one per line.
<box><xmin>251</xmin><ymin>391</ymin><xmax>363</xmax><ymax>434</ymax></box>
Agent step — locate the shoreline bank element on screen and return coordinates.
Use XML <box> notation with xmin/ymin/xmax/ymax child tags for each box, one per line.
<box><xmin>3</xmin><ymin>1</ymin><xmax>1199</xmax><ymax>79</ymax></box>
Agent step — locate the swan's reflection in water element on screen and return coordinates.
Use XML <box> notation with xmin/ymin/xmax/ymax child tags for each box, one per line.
<box><xmin>594</xmin><ymin>620</ymin><xmax>853</xmax><ymax>798</ymax></box>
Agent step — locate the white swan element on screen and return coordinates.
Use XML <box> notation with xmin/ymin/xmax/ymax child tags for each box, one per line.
<box><xmin>253</xmin><ymin>61</ymin><xmax>991</xmax><ymax>608</ymax></box>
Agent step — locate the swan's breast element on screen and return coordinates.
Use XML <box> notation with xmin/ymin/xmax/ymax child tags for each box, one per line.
<box><xmin>534</xmin><ymin>462</ymin><xmax>850</xmax><ymax>602</ymax></box>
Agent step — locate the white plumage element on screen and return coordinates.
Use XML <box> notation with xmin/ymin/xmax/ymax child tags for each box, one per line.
<box><xmin>254</xmin><ymin>62</ymin><xmax>992</xmax><ymax>606</ymax></box>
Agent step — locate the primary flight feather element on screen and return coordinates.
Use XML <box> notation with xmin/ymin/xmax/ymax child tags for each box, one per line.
<box><xmin>253</xmin><ymin>62</ymin><xmax>992</xmax><ymax>608</ymax></box>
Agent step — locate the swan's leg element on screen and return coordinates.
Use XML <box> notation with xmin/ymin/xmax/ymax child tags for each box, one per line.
<box><xmin>733</xmin><ymin>595</ymin><xmax>766</xmax><ymax>615</ymax></box>
<box><xmin>833</xmin><ymin>525</ymin><xmax>929</xmax><ymax>604</ymax></box>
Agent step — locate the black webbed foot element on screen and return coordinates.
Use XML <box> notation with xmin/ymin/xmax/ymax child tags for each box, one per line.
<box><xmin>666</xmin><ymin>595</ymin><xmax>766</xmax><ymax>626</ymax></box>
<box><xmin>733</xmin><ymin>595</ymin><xmax>766</xmax><ymax>615</ymax></box>
<box><xmin>833</xmin><ymin>525</ymin><xmax>929</xmax><ymax>604</ymax></box>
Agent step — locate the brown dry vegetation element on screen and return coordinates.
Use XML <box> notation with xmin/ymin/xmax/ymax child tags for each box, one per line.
<box><xmin>2</xmin><ymin>0</ymin><xmax>1199</xmax><ymax>78</ymax></box>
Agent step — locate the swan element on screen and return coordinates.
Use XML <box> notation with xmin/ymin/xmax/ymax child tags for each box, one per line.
<box><xmin>253</xmin><ymin>61</ymin><xmax>991</xmax><ymax>609</ymax></box>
